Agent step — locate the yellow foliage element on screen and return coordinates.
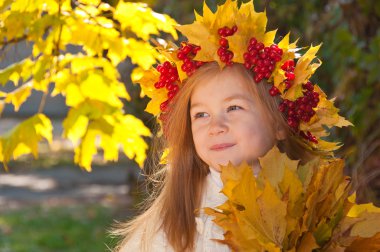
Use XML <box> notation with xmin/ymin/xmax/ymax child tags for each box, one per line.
<box><xmin>284</xmin><ymin>44</ymin><xmax>322</xmax><ymax>101</ymax></box>
<box><xmin>205</xmin><ymin>146</ymin><xmax>380</xmax><ymax>251</ymax></box>
<box><xmin>178</xmin><ymin>0</ymin><xmax>275</xmax><ymax>67</ymax></box>
<box><xmin>0</xmin><ymin>114</ymin><xmax>52</xmax><ymax>171</ymax></box>
<box><xmin>114</xmin><ymin>1</ymin><xmax>177</xmax><ymax>41</ymax></box>
<box><xmin>1</xmin><ymin>0</ymin><xmax>174</xmax><ymax>169</ymax></box>
<box><xmin>63</xmin><ymin>100</ymin><xmax>150</xmax><ymax>171</ymax></box>
<box><xmin>2</xmin><ymin>82</ymin><xmax>32</xmax><ymax>111</ymax></box>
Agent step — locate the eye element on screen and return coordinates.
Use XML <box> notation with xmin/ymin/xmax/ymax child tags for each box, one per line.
<box><xmin>227</xmin><ymin>105</ymin><xmax>243</xmax><ymax>112</ymax></box>
<box><xmin>193</xmin><ymin>112</ymin><xmax>209</xmax><ymax>119</ymax></box>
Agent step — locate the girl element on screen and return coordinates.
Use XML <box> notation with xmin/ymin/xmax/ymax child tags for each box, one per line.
<box><xmin>113</xmin><ymin>0</ymin><xmax>346</xmax><ymax>251</ymax></box>
<box><xmin>114</xmin><ymin>63</ymin><xmax>318</xmax><ymax>252</ymax></box>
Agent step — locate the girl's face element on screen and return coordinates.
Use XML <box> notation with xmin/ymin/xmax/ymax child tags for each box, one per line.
<box><xmin>190</xmin><ymin>67</ymin><xmax>278</xmax><ymax>172</ymax></box>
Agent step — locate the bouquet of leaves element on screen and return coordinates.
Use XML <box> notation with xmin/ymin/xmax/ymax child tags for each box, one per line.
<box><xmin>205</xmin><ymin>147</ymin><xmax>380</xmax><ymax>251</ymax></box>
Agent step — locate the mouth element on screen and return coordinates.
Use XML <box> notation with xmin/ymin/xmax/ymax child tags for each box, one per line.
<box><xmin>210</xmin><ymin>143</ymin><xmax>236</xmax><ymax>151</ymax></box>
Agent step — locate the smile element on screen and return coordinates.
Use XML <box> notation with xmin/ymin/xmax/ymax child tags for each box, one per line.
<box><xmin>210</xmin><ymin>143</ymin><xmax>236</xmax><ymax>151</ymax></box>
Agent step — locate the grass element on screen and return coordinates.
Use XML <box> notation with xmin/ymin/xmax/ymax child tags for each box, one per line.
<box><xmin>0</xmin><ymin>204</ymin><xmax>122</xmax><ymax>252</ymax></box>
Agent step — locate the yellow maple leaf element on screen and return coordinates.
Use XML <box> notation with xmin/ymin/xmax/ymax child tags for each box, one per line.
<box><xmin>0</xmin><ymin>114</ymin><xmax>52</xmax><ymax>171</ymax></box>
<box><xmin>299</xmin><ymin>85</ymin><xmax>353</xmax><ymax>141</ymax></box>
<box><xmin>64</xmin><ymin>100</ymin><xmax>150</xmax><ymax>171</ymax></box>
<box><xmin>134</xmin><ymin>68</ymin><xmax>167</xmax><ymax>116</ymax></box>
<box><xmin>347</xmin><ymin>193</ymin><xmax>380</xmax><ymax>217</ymax></box>
<box><xmin>114</xmin><ymin>1</ymin><xmax>177</xmax><ymax>41</ymax></box>
<box><xmin>284</xmin><ymin>45</ymin><xmax>322</xmax><ymax>101</ymax></box>
<box><xmin>3</xmin><ymin>82</ymin><xmax>32</xmax><ymax>111</ymax></box>
<box><xmin>205</xmin><ymin>146</ymin><xmax>380</xmax><ymax>250</ymax></box>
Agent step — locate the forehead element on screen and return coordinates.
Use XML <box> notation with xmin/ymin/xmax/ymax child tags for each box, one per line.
<box><xmin>190</xmin><ymin>67</ymin><xmax>253</xmax><ymax>103</ymax></box>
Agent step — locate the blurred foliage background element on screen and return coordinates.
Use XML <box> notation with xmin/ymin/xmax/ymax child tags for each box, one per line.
<box><xmin>120</xmin><ymin>0</ymin><xmax>380</xmax><ymax>205</ymax></box>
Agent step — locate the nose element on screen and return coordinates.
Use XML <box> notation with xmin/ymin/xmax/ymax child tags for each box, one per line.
<box><xmin>208</xmin><ymin>115</ymin><xmax>228</xmax><ymax>136</ymax></box>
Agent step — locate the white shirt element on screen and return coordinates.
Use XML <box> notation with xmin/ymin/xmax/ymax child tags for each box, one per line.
<box><xmin>120</xmin><ymin>169</ymin><xmax>230</xmax><ymax>252</ymax></box>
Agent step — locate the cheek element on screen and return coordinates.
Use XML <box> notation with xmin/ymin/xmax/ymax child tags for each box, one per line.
<box><xmin>239</xmin><ymin>121</ymin><xmax>275</xmax><ymax>149</ymax></box>
<box><xmin>191</xmin><ymin>124</ymin><xmax>204</xmax><ymax>151</ymax></box>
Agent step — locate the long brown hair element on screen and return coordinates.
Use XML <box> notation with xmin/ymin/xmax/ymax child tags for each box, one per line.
<box><xmin>112</xmin><ymin>63</ymin><xmax>317</xmax><ymax>251</ymax></box>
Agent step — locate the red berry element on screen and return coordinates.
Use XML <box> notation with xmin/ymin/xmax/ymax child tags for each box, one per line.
<box><xmin>182</xmin><ymin>45</ymin><xmax>191</xmax><ymax>54</ymax></box>
<box><xmin>243</xmin><ymin>52</ymin><xmax>250</xmax><ymax>61</ymax></box>
<box><xmin>276</xmin><ymin>48</ymin><xmax>283</xmax><ymax>55</ymax></box>
<box><xmin>168</xmin><ymin>90</ymin><xmax>177</xmax><ymax>100</ymax></box>
<box><xmin>192</xmin><ymin>46</ymin><xmax>201</xmax><ymax>54</ymax></box>
<box><xmin>163</xmin><ymin>61</ymin><xmax>171</xmax><ymax>68</ymax></box>
<box><xmin>185</xmin><ymin>61</ymin><xmax>194</xmax><ymax>69</ymax></box>
<box><xmin>232</xmin><ymin>25</ymin><xmax>238</xmax><ymax>33</ymax></box>
<box><xmin>219</xmin><ymin>38</ymin><xmax>229</xmax><ymax>47</ymax></box>
<box><xmin>274</xmin><ymin>55</ymin><xmax>282</xmax><ymax>62</ymax></box>
<box><xmin>251</xmin><ymin>57</ymin><xmax>259</xmax><ymax>65</ymax></box>
<box><xmin>260</xmin><ymin>52</ymin><xmax>267</xmax><ymax>59</ymax></box>
<box><xmin>217</xmin><ymin>47</ymin><xmax>226</xmax><ymax>56</ymax></box>
<box><xmin>225</xmin><ymin>28</ymin><xmax>233</xmax><ymax>36</ymax></box>
<box><xmin>288</xmin><ymin>101</ymin><xmax>295</xmax><ymax>109</ymax></box>
<box><xmin>255</xmin><ymin>42</ymin><xmax>264</xmax><ymax>51</ymax></box>
<box><xmin>220</xmin><ymin>54</ymin><xmax>228</xmax><ymax>62</ymax></box>
<box><xmin>254</xmin><ymin>75</ymin><xmax>261</xmax><ymax>83</ymax></box>
<box><xmin>181</xmin><ymin>63</ymin><xmax>188</xmax><ymax>72</ymax></box>
<box><xmin>172</xmin><ymin>85</ymin><xmax>179</xmax><ymax>92</ymax></box>
<box><xmin>269</xmin><ymin>86</ymin><xmax>280</xmax><ymax>96</ymax></box>
<box><xmin>169</xmin><ymin>75</ymin><xmax>176</xmax><ymax>82</ymax></box>
<box><xmin>244</xmin><ymin>62</ymin><xmax>251</xmax><ymax>69</ymax></box>
<box><xmin>177</xmin><ymin>52</ymin><xmax>186</xmax><ymax>60</ymax></box>
<box><xmin>218</xmin><ymin>27</ymin><xmax>225</xmax><ymax>36</ymax></box>
<box><xmin>196</xmin><ymin>61</ymin><xmax>204</xmax><ymax>68</ymax></box>
<box><xmin>279</xmin><ymin>103</ymin><xmax>286</xmax><ymax>112</ymax></box>
<box><xmin>249</xmin><ymin>38</ymin><xmax>257</xmax><ymax>46</ymax></box>
<box><xmin>263</xmin><ymin>59</ymin><xmax>271</xmax><ymax>66</ymax></box>
<box><xmin>285</xmin><ymin>80</ymin><xmax>292</xmax><ymax>89</ymax></box>
<box><xmin>228</xmin><ymin>51</ymin><xmax>234</xmax><ymax>60</ymax></box>
<box><xmin>285</xmin><ymin>72</ymin><xmax>295</xmax><ymax>80</ymax></box>
<box><xmin>166</xmin><ymin>83</ymin><xmax>174</xmax><ymax>91</ymax></box>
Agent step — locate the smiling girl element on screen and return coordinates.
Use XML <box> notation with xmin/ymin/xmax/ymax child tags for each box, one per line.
<box><xmin>112</xmin><ymin>1</ymin><xmax>349</xmax><ymax>251</ymax></box>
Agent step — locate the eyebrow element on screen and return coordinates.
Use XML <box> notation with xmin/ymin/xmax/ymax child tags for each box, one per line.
<box><xmin>190</xmin><ymin>94</ymin><xmax>251</xmax><ymax>110</ymax></box>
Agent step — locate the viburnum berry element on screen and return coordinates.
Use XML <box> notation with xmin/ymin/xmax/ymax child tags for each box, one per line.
<box><xmin>154</xmin><ymin>61</ymin><xmax>181</xmax><ymax>112</ymax></box>
<box><xmin>177</xmin><ymin>42</ymin><xmax>204</xmax><ymax>77</ymax></box>
<box><xmin>281</xmin><ymin>60</ymin><xmax>294</xmax><ymax>71</ymax></box>
<box><xmin>277</xmin><ymin>80</ymin><xmax>320</xmax><ymax>143</ymax></box>
<box><xmin>280</xmin><ymin>59</ymin><xmax>296</xmax><ymax>89</ymax></box>
<box><xmin>219</xmin><ymin>38</ymin><xmax>229</xmax><ymax>47</ymax></box>
<box><xmin>243</xmin><ymin>36</ymin><xmax>283</xmax><ymax>83</ymax></box>
<box><xmin>300</xmin><ymin>131</ymin><xmax>318</xmax><ymax>143</ymax></box>
<box><xmin>216</xmin><ymin>25</ymin><xmax>238</xmax><ymax>65</ymax></box>
<box><xmin>269</xmin><ymin>86</ymin><xmax>280</xmax><ymax>96</ymax></box>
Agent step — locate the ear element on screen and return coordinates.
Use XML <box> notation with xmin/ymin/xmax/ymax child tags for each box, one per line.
<box><xmin>275</xmin><ymin>126</ymin><xmax>287</xmax><ymax>141</ymax></box>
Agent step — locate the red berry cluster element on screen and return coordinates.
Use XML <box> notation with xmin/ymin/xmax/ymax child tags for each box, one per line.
<box><xmin>281</xmin><ymin>60</ymin><xmax>295</xmax><ymax>89</ymax></box>
<box><xmin>177</xmin><ymin>42</ymin><xmax>203</xmax><ymax>76</ymax></box>
<box><xmin>217</xmin><ymin>25</ymin><xmax>238</xmax><ymax>65</ymax></box>
<box><xmin>300</xmin><ymin>131</ymin><xmax>318</xmax><ymax>144</ymax></box>
<box><xmin>155</xmin><ymin>61</ymin><xmax>180</xmax><ymax>112</ymax></box>
<box><xmin>243</xmin><ymin>37</ymin><xmax>283</xmax><ymax>83</ymax></box>
<box><xmin>268</xmin><ymin>59</ymin><xmax>297</xmax><ymax>97</ymax></box>
<box><xmin>278</xmin><ymin>81</ymin><xmax>320</xmax><ymax>143</ymax></box>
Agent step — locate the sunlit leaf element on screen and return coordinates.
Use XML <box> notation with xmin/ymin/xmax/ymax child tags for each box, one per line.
<box><xmin>0</xmin><ymin>114</ymin><xmax>52</xmax><ymax>171</ymax></box>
